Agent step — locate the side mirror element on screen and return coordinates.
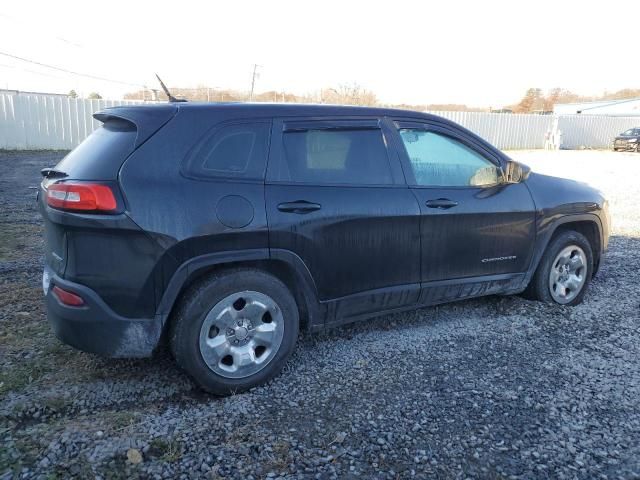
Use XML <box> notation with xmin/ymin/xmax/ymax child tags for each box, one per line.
<box><xmin>502</xmin><ymin>160</ymin><xmax>531</xmax><ymax>184</ymax></box>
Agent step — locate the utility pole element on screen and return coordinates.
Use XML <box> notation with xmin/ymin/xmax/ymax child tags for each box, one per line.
<box><xmin>210</xmin><ymin>86</ymin><xmax>221</xmax><ymax>102</ymax></box>
<box><xmin>249</xmin><ymin>64</ymin><xmax>261</xmax><ymax>101</ymax></box>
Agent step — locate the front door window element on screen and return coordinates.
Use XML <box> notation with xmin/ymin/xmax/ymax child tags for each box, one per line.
<box><xmin>399</xmin><ymin>129</ymin><xmax>501</xmax><ymax>187</ymax></box>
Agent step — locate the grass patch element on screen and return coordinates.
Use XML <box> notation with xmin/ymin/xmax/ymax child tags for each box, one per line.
<box><xmin>105</xmin><ymin>410</ymin><xmax>139</xmax><ymax>430</ymax></box>
<box><xmin>0</xmin><ymin>359</ymin><xmax>51</xmax><ymax>395</ymax></box>
<box><xmin>42</xmin><ymin>396</ymin><xmax>68</xmax><ymax>413</ymax></box>
<box><xmin>148</xmin><ymin>437</ymin><xmax>183</xmax><ymax>462</ymax></box>
<box><xmin>0</xmin><ymin>228</ymin><xmax>20</xmax><ymax>262</ymax></box>
<box><xmin>0</xmin><ymin>223</ymin><xmax>41</xmax><ymax>262</ymax></box>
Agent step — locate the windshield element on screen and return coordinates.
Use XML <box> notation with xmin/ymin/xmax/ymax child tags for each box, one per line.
<box><xmin>622</xmin><ymin>129</ymin><xmax>639</xmax><ymax>136</ymax></box>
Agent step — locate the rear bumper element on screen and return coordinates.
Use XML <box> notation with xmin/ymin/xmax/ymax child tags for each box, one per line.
<box><xmin>44</xmin><ymin>267</ymin><xmax>162</xmax><ymax>358</ymax></box>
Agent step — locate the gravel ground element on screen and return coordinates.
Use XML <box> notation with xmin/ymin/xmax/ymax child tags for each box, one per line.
<box><xmin>1</xmin><ymin>149</ymin><xmax>639</xmax><ymax>479</ymax></box>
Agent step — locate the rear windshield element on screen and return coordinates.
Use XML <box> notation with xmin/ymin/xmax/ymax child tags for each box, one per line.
<box><xmin>54</xmin><ymin>118</ymin><xmax>137</xmax><ymax>180</ymax></box>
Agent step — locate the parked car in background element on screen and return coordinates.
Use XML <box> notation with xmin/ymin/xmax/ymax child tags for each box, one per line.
<box><xmin>39</xmin><ymin>103</ymin><xmax>610</xmax><ymax>395</ymax></box>
<box><xmin>613</xmin><ymin>128</ymin><xmax>640</xmax><ymax>151</ymax></box>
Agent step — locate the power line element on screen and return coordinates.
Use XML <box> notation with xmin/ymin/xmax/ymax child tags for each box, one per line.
<box><xmin>0</xmin><ymin>13</ymin><xmax>84</xmax><ymax>48</ymax></box>
<box><xmin>0</xmin><ymin>62</ymin><xmax>72</xmax><ymax>81</ymax></box>
<box><xmin>0</xmin><ymin>51</ymin><xmax>147</xmax><ymax>89</ymax></box>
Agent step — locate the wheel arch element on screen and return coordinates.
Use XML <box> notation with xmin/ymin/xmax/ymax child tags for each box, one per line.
<box><xmin>551</xmin><ymin>220</ymin><xmax>601</xmax><ymax>274</ymax></box>
<box><xmin>156</xmin><ymin>249</ymin><xmax>322</xmax><ymax>337</ymax></box>
<box><xmin>525</xmin><ymin>213</ymin><xmax>604</xmax><ymax>289</ymax></box>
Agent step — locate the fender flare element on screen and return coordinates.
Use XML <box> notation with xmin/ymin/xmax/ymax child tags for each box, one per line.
<box><xmin>155</xmin><ymin>248</ymin><xmax>322</xmax><ymax>328</ymax></box>
<box><xmin>523</xmin><ymin>212</ymin><xmax>604</xmax><ymax>288</ymax></box>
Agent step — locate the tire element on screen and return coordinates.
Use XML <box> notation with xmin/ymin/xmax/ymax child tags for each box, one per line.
<box><xmin>169</xmin><ymin>269</ymin><xmax>299</xmax><ymax>395</ymax></box>
<box><xmin>525</xmin><ymin>230</ymin><xmax>593</xmax><ymax>306</ymax></box>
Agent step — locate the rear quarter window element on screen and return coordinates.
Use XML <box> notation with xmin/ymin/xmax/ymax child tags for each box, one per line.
<box><xmin>182</xmin><ymin>121</ymin><xmax>271</xmax><ymax>180</ymax></box>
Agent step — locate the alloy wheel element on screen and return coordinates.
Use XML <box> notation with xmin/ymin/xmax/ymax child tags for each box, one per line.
<box><xmin>548</xmin><ymin>245</ymin><xmax>588</xmax><ymax>304</ymax></box>
<box><xmin>198</xmin><ymin>291</ymin><xmax>284</xmax><ymax>378</ymax></box>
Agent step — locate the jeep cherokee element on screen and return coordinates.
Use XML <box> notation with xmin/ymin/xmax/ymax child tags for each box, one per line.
<box><xmin>39</xmin><ymin>103</ymin><xmax>610</xmax><ymax>395</ymax></box>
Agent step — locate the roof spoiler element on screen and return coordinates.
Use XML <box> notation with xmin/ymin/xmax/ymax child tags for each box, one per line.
<box><xmin>94</xmin><ymin>105</ymin><xmax>178</xmax><ymax>148</ymax></box>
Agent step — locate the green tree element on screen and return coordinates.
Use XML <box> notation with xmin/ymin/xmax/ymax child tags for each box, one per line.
<box><xmin>87</xmin><ymin>92</ymin><xmax>102</xmax><ymax>100</ymax></box>
<box><xmin>68</xmin><ymin>89</ymin><xmax>78</xmax><ymax>98</ymax></box>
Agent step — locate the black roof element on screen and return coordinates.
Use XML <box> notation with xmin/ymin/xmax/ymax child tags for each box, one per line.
<box><xmin>96</xmin><ymin>102</ymin><xmax>506</xmax><ymax>159</ymax></box>
<box><xmin>105</xmin><ymin>101</ymin><xmax>441</xmax><ymax>122</ymax></box>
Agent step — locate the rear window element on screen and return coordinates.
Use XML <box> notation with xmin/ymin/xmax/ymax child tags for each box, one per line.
<box><xmin>54</xmin><ymin>118</ymin><xmax>136</xmax><ymax>180</ymax></box>
<box><xmin>182</xmin><ymin>122</ymin><xmax>271</xmax><ymax>180</ymax></box>
<box><xmin>277</xmin><ymin>129</ymin><xmax>393</xmax><ymax>185</ymax></box>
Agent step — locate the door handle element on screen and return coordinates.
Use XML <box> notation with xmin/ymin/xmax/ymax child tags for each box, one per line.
<box><xmin>425</xmin><ymin>198</ymin><xmax>458</xmax><ymax>209</ymax></box>
<box><xmin>277</xmin><ymin>201</ymin><xmax>322</xmax><ymax>214</ymax></box>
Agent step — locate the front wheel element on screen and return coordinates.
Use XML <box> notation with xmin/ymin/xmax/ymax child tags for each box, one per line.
<box><xmin>525</xmin><ymin>230</ymin><xmax>593</xmax><ymax>306</ymax></box>
<box><xmin>169</xmin><ymin>269</ymin><xmax>299</xmax><ymax>395</ymax></box>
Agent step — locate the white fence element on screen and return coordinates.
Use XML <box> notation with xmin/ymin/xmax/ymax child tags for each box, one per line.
<box><xmin>1</xmin><ymin>92</ymin><xmax>639</xmax><ymax>151</ymax></box>
<box><xmin>429</xmin><ymin>110</ymin><xmax>639</xmax><ymax>150</ymax></box>
<box><xmin>552</xmin><ymin>115</ymin><xmax>639</xmax><ymax>150</ymax></box>
<box><xmin>430</xmin><ymin>110</ymin><xmax>554</xmax><ymax>150</ymax></box>
<box><xmin>0</xmin><ymin>94</ymin><xmax>145</xmax><ymax>150</ymax></box>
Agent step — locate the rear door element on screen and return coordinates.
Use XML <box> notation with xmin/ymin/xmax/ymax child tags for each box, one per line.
<box><xmin>265</xmin><ymin>117</ymin><xmax>421</xmax><ymax>320</ymax></box>
<box><xmin>389</xmin><ymin>119</ymin><xmax>536</xmax><ymax>302</ymax></box>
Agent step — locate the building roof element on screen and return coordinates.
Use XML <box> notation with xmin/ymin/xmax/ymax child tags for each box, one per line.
<box><xmin>554</xmin><ymin>97</ymin><xmax>640</xmax><ymax>116</ymax></box>
<box><xmin>578</xmin><ymin>97</ymin><xmax>640</xmax><ymax>112</ymax></box>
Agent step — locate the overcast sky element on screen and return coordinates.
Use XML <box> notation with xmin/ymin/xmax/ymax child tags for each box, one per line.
<box><xmin>1</xmin><ymin>0</ymin><xmax>638</xmax><ymax>107</ymax></box>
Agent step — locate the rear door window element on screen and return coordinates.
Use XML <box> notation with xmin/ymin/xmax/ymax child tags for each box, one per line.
<box><xmin>275</xmin><ymin>128</ymin><xmax>393</xmax><ymax>185</ymax></box>
<box><xmin>182</xmin><ymin>121</ymin><xmax>271</xmax><ymax>180</ymax></box>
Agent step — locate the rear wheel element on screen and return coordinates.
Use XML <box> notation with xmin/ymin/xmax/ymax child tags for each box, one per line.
<box><xmin>525</xmin><ymin>230</ymin><xmax>593</xmax><ymax>306</ymax></box>
<box><xmin>170</xmin><ymin>269</ymin><xmax>299</xmax><ymax>395</ymax></box>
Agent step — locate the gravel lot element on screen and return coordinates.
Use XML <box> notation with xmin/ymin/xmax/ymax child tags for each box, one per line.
<box><xmin>1</xmin><ymin>149</ymin><xmax>639</xmax><ymax>479</ymax></box>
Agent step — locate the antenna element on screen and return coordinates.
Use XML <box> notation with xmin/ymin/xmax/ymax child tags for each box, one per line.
<box><xmin>155</xmin><ymin>73</ymin><xmax>187</xmax><ymax>103</ymax></box>
<box><xmin>249</xmin><ymin>64</ymin><xmax>262</xmax><ymax>101</ymax></box>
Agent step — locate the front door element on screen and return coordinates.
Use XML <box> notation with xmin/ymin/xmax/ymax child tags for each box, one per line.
<box><xmin>265</xmin><ymin>118</ymin><xmax>421</xmax><ymax>320</ymax></box>
<box><xmin>390</xmin><ymin>120</ymin><xmax>536</xmax><ymax>302</ymax></box>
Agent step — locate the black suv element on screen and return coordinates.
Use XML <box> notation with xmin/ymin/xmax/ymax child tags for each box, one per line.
<box><xmin>40</xmin><ymin>104</ymin><xmax>610</xmax><ymax>395</ymax></box>
<box><xmin>613</xmin><ymin>127</ymin><xmax>640</xmax><ymax>151</ymax></box>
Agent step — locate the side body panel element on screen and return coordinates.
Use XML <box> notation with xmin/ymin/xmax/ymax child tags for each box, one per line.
<box><xmin>522</xmin><ymin>172</ymin><xmax>609</xmax><ymax>284</ymax></box>
<box><xmin>384</xmin><ymin>117</ymin><xmax>537</xmax><ymax>303</ymax></box>
<box><xmin>412</xmin><ymin>184</ymin><xmax>536</xmax><ymax>281</ymax></box>
<box><xmin>265</xmin><ymin>117</ymin><xmax>422</xmax><ymax>322</ymax></box>
<box><xmin>118</xmin><ymin>108</ymin><xmax>272</xmax><ymax>319</ymax></box>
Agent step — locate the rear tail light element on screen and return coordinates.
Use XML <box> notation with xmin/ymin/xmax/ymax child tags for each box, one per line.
<box><xmin>45</xmin><ymin>182</ymin><xmax>117</xmax><ymax>212</ymax></box>
<box><xmin>52</xmin><ymin>286</ymin><xmax>85</xmax><ymax>307</ymax></box>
